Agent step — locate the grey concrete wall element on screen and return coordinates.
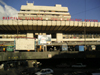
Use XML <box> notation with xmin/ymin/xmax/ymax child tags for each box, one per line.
<box><xmin>0</xmin><ymin>51</ymin><xmax>99</xmax><ymax>61</ymax></box>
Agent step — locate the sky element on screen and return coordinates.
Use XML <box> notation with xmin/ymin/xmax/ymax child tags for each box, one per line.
<box><xmin>0</xmin><ymin>0</ymin><xmax>100</xmax><ymax>22</ymax></box>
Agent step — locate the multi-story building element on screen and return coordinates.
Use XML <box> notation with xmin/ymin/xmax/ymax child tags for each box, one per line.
<box><xmin>0</xmin><ymin>2</ymin><xmax>100</xmax><ymax>52</ymax></box>
<box><xmin>18</xmin><ymin>3</ymin><xmax>71</xmax><ymax>20</ymax></box>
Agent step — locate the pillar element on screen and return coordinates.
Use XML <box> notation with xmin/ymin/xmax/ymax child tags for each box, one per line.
<box><xmin>27</xmin><ymin>61</ymin><xmax>33</xmax><ymax>67</ymax></box>
<box><xmin>43</xmin><ymin>45</ymin><xmax>47</xmax><ymax>51</ymax></box>
<box><xmin>27</xmin><ymin>60</ymin><xmax>37</xmax><ymax>67</ymax></box>
<box><xmin>56</xmin><ymin>33</ymin><xmax>63</xmax><ymax>42</ymax></box>
<box><xmin>35</xmin><ymin>33</ymin><xmax>38</xmax><ymax>35</ymax></box>
<box><xmin>27</xmin><ymin>33</ymin><xmax>34</xmax><ymax>38</ymax></box>
<box><xmin>43</xmin><ymin>33</ymin><xmax>46</xmax><ymax>35</ymax></box>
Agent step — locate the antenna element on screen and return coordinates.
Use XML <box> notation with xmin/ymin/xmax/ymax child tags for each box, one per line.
<box><xmin>33</xmin><ymin>1</ymin><xmax>34</xmax><ymax>5</ymax></box>
<box><xmin>26</xmin><ymin>1</ymin><xmax>28</xmax><ymax>4</ymax></box>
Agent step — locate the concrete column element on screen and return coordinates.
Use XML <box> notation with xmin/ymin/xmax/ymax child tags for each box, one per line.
<box><xmin>27</xmin><ymin>61</ymin><xmax>33</xmax><ymax>67</ymax></box>
<box><xmin>27</xmin><ymin>33</ymin><xmax>34</xmax><ymax>38</ymax></box>
<box><xmin>82</xmin><ymin>34</ymin><xmax>84</xmax><ymax>38</ymax></box>
<box><xmin>35</xmin><ymin>33</ymin><xmax>38</xmax><ymax>35</ymax></box>
<box><xmin>43</xmin><ymin>33</ymin><xmax>46</xmax><ymax>35</ymax></box>
<box><xmin>56</xmin><ymin>33</ymin><xmax>63</xmax><ymax>42</ymax></box>
<box><xmin>27</xmin><ymin>60</ymin><xmax>37</xmax><ymax>67</ymax></box>
<box><xmin>43</xmin><ymin>45</ymin><xmax>47</xmax><ymax>51</ymax></box>
<box><xmin>45</xmin><ymin>45</ymin><xmax>47</xmax><ymax>51</ymax></box>
<box><xmin>39</xmin><ymin>33</ymin><xmax>42</xmax><ymax>35</ymax></box>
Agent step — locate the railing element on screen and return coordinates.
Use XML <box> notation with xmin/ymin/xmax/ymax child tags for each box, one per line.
<box><xmin>0</xmin><ymin>38</ymin><xmax>100</xmax><ymax>46</ymax></box>
<box><xmin>67</xmin><ymin>41</ymin><xmax>100</xmax><ymax>45</ymax></box>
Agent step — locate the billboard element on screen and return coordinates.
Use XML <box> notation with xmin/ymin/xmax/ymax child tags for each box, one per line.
<box><xmin>38</xmin><ymin>35</ymin><xmax>51</xmax><ymax>45</ymax></box>
<box><xmin>79</xmin><ymin>46</ymin><xmax>84</xmax><ymax>51</ymax></box>
<box><xmin>16</xmin><ymin>39</ymin><xmax>35</xmax><ymax>50</ymax></box>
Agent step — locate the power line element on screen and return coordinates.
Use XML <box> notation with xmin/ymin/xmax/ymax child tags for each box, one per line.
<box><xmin>71</xmin><ymin>5</ymin><xmax>100</xmax><ymax>16</ymax></box>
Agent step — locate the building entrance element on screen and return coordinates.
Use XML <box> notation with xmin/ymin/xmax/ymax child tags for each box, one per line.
<box><xmin>47</xmin><ymin>46</ymin><xmax>61</xmax><ymax>51</ymax></box>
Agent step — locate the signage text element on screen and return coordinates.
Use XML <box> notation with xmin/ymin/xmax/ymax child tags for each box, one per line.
<box><xmin>2</xmin><ymin>17</ymin><xmax>98</xmax><ymax>22</ymax></box>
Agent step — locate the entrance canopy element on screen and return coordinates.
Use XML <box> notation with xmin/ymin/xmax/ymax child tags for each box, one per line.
<box><xmin>0</xmin><ymin>20</ymin><xmax>100</xmax><ymax>33</ymax></box>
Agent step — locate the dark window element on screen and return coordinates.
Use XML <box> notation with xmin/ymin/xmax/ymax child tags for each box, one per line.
<box><xmin>0</xmin><ymin>36</ymin><xmax>2</xmax><ymax>38</ymax></box>
<box><xmin>34</xmin><ymin>35</ymin><xmax>38</xmax><ymax>38</ymax></box>
<box><xmin>21</xmin><ymin>10</ymin><xmax>25</xmax><ymax>11</ymax></box>
<box><xmin>47</xmin><ymin>70</ymin><xmax>50</xmax><ymax>72</ymax></box>
<box><xmin>52</xmin><ymin>33</ymin><xmax>56</xmax><ymax>38</ymax></box>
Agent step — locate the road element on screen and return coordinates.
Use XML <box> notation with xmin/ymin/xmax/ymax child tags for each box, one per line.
<box><xmin>0</xmin><ymin>67</ymin><xmax>100</xmax><ymax>75</ymax></box>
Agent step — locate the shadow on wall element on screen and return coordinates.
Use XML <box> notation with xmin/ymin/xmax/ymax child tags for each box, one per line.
<box><xmin>49</xmin><ymin>51</ymin><xmax>97</xmax><ymax>59</ymax></box>
<box><xmin>47</xmin><ymin>51</ymin><xmax>100</xmax><ymax>68</ymax></box>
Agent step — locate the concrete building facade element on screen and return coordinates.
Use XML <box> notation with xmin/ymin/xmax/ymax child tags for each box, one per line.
<box><xmin>0</xmin><ymin>3</ymin><xmax>100</xmax><ymax>51</ymax></box>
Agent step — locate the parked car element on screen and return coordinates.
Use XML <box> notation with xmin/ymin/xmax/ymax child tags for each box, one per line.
<box><xmin>72</xmin><ymin>71</ymin><xmax>87</xmax><ymax>75</ymax></box>
<box><xmin>20</xmin><ymin>68</ymin><xmax>39</xmax><ymax>75</ymax></box>
<box><xmin>56</xmin><ymin>63</ymin><xmax>70</xmax><ymax>68</ymax></box>
<box><xmin>71</xmin><ymin>63</ymin><xmax>86</xmax><ymax>68</ymax></box>
<box><xmin>85</xmin><ymin>71</ymin><xmax>92</xmax><ymax>75</ymax></box>
<box><xmin>35</xmin><ymin>68</ymin><xmax>53</xmax><ymax>75</ymax></box>
<box><xmin>62</xmin><ymin>73</ymin><xmax>72</xmax><ymax>75</ymax></box>
<box><xmin>76</xmin><ymin>72</ymin><xmax>87</xmax><ymax>75</ymax></box>
<box><xmin>92</xmin><ymin>73</ymin><xmax>100</xmax><ymax>75</ymax></box>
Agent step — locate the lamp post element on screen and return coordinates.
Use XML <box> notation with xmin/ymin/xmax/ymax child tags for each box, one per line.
<box><xmin>84</xmin><ymin>22</ymin><xmax>86</xmax><ymax>51</ymax></box>
<box><xmin>17</xmin><ymin>20</ymin><xmax>18</xmax><ymax>39</ymax></box>
<box><xmin>84</xmin><ymin>0</ymin><xmax>86</xmax><ymax>51</ymax></box>
<box><xmin>14</xmin><ymin>19</ymin><xmax>22</xmax><ymax>39</ymax></box>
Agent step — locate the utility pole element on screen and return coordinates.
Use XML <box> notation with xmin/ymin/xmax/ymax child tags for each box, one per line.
<box><xmin>84</xmin><ymin>0</ymin><xmax>86</xmax><ymax>51</ymax></box>
<box><xmin>84</xmin><ymin>22</ymin><xmax>86</xmax><ymax>51</ymax></box>
<box><xmin>17</xmin><ymin>20</ymin><xmax>18</xmax><ymax>39</ymax></box>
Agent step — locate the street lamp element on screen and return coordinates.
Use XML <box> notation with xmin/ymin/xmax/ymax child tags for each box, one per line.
<box><xmin>84</xmin><ymin>22</ymin><xmax>86</xmax><ymax>51</ymax></box>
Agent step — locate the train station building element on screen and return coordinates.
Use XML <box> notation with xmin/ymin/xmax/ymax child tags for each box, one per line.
<box><xmin>0</xmin><ymin>2</ymin><xmax>100</xmax><ymax>52</ymax></box>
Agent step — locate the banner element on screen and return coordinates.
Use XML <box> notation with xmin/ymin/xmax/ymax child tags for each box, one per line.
<box><xmin>38</xmin><ymin>35</ymin><xmax>51</xmax><ymax>45</ymax></box>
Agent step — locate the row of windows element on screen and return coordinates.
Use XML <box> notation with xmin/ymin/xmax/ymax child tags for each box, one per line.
<box><xmin>63</xmin><ymin>34</ymin><xmax>100</xmax><ymax>39</ymax></box>
<box><xmin>0</xmin><ymin>36</ymin><xmax>26</xmax><ymax>38</ymax></box>
<box><xmin>1</xmin><ymin>33</ymin><xmax>100</xmax><ymax>39</ymax></box>
<box><xmin>20</xmin><ymin>9</ymin><xmax>68</xmax><ymax>13</ymax></box>
<box><xmin>21</xmin><ymin>14</ymin><xmax>70</xmax><ymax>16</ymax></box>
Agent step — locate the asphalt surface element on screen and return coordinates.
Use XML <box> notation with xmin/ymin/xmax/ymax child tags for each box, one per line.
<box><xmin>0</xmin><ymin>67</ymin><xmax>100</xmax><ymax>75</ymax></box>
<box><xmin>0</xmin><ymin>59</ymin><xmax>100</xmax><ymax>75</ymax></box>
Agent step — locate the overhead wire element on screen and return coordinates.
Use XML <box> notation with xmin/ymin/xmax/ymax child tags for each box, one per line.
<box><xmin>71</xmin><ymin>5</ymin><xmax>100</xmax><ymax>16</ymax></box>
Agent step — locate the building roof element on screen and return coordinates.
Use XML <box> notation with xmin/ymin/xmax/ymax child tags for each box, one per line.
<box><xmin>21</xmin><ymin>3</ymin><xmax>69</xmax><ymax>11</ymax></box>
<box><xmin>0</xmin><ymin>3</ymin><xmax>100</xmax><ymax>33</ymax></box>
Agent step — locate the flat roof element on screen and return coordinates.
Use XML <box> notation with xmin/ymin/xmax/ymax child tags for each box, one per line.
<box><xmin>21</xmin><ymin>3</ymin><xmax>69</xmax><ymax>11</ymax></box>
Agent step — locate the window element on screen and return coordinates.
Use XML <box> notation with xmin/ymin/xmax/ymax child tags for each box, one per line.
<box><xmin>47</xmin><ymin>70</ymin><xmax>50</xmax><ymax>72</ymax></box>
<box><xmin>56</xmin><ymin>14</ymin><xmax>59</xmax><ymax>16</ymax></box>
<box><xmin>41</xmin><ymin>70</ymin><xmax>46</xmax><ymax>73</ymax></box>
<box><xmin>21</xmin><ymin>10</ymin><xmax>25</xmax><ymax>11</ymax></box>
<box><xmin>34</xmin><ymin>35</ymin><xmax>38</xmax><ymax>38</ymax></box>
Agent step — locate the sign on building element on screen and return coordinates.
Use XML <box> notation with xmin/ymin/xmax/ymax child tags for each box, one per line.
<box><xmin>62</xmin><ymin>44</ymin><xmax>68</xmax><ymax>51</ymax></box>
<box><xmin>79</xmin><ymin>45</ymin><xmax>84</xmax><ymax>51</ymax></box>
<box><xmin>38</xmin><ymin>35</ymin><xmax>51</xmax><ymax>45</ymax></box>
<box><xmin>15</xmin><ymin>39</ymin><xmax>35</xmax><ymax>50</ymax></box>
